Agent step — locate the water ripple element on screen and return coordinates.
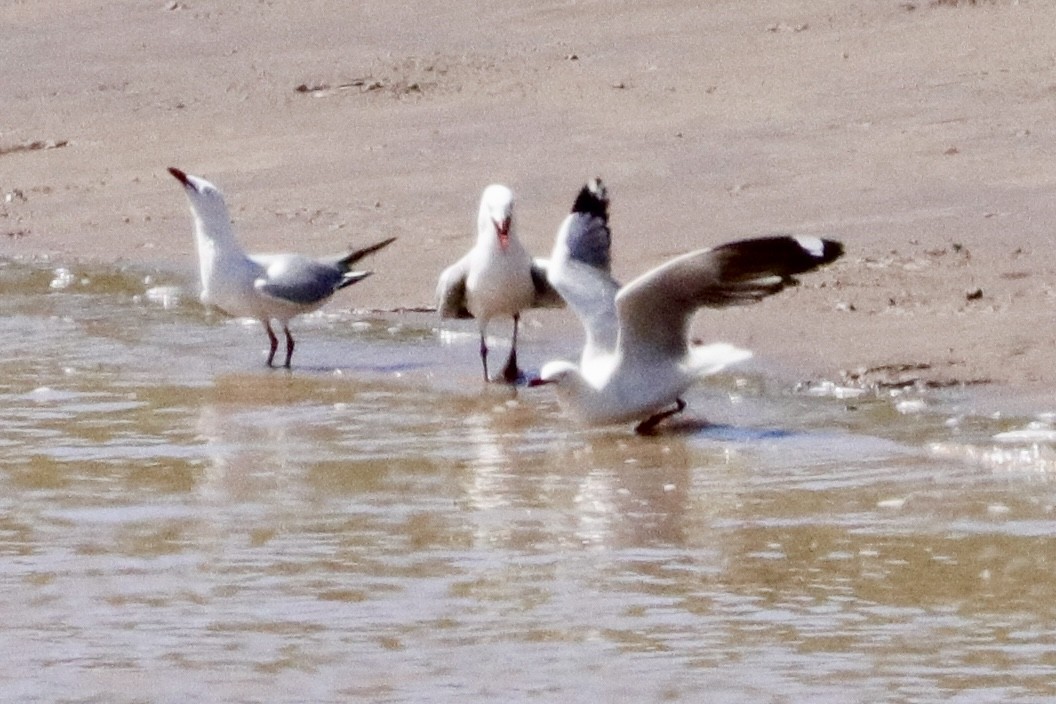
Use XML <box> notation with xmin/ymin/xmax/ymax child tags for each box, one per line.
<box><xmin>2</xmin><ymin>259</ymin><xmax>1056</xmax><ymax>702</ymax></box>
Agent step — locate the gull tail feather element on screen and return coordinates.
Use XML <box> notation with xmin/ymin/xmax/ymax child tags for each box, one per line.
<box><xmin>687</xmin><ymin>343</ymin><xmax>752</xmax><ymax>377</ymax></box>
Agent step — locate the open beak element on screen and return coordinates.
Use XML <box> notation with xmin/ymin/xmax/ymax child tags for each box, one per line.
<box><xmin>493</xmin><ymin>217</ymin><xmax>511</xmax><ymax>250</ymax></box>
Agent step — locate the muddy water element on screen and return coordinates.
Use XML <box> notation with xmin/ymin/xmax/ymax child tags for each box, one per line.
<box><xmin>1</xmin><ymin>258</ymin><xmax>1055</xmax><ymax>703</ymax></box>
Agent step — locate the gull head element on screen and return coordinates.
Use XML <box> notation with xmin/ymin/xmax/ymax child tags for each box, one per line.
<box><xmin>168</xmin><ymin>167</ymin><xmax>230</xmax><ymax>232</ymax></box>
<box><xmin>478</xmin><ymin>184</ymin><xmax>515</xmax><ymax>251</ymax></box>
<box><xmin>530</xmin><ymin>360</ymin><xmax>599</xmax><ymax>421</ymax></box>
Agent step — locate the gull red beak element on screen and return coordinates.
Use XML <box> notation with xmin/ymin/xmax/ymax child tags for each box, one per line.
<box><xmin>493</xmin><ymin>217</ymin><xmax>511</xmax><ymax>250</ymax></box>
<box><xmin>168</xmin><ymin>167</ymin><xmax>194</xmax><ymax>190</ymax></box>
<box><xmin>527</xmin><ymin>376</ymin><xmax>552</xmax><ymax>387</ymax></box>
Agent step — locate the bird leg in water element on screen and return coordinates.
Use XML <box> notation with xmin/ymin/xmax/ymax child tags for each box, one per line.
<box><xmin>265</xmin><ymin>322</ymin><xmax>279</xmax><ymax>367</ymax></box>
<box><xmin>501</xmin><ymin>313</ymin><xmax>522</xmax><ymax>384</ymax></box>
<box><xmin>634</xmin><ymin>398</ymin><xmax>687</xmax><ymax>435</ymax></box>
<box><xmin>479</xmin><ymin>335</ymin><xmax>490</xmax><ymax>382</ymax></box>
<box><xmin>282</xmin><ymin>326</ymin><xmax>295</xmax><ymax>369</ymax></box>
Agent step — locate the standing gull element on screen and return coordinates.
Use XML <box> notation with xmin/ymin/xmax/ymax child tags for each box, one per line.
<box><xmin>533</xmin><ymin>184</ymin><xmax>843</xmax><ymax>433</ymax></box>
<box><xmin>436</xmin><ymin>184</ymin><xmax>564</xmax><ymax>383</ymax></box>
<box><xmin>168</xmin><ymin>167</ymin><xmax>396</xmax><ymax>368</ymax></box>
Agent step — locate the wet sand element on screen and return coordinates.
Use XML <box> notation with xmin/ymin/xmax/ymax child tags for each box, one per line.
<box><xmin>3</xmin><ymin>0</ymin><xmax>1055</xmax><ymax>398</ymax></box>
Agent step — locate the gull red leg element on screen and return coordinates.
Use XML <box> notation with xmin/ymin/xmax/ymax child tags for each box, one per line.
<box><xmin>283</xmin><ymin>326</ymin><xmax>295</xmax><ymax>369</ymax></box>
<box><xmin>264</xmin><ymin>322</ymin><xmax>279</xmax><ymax>367</ymax></box>
<box><xmin>634</xmin><ymin>398</ymin><xmax>687</xmax><ymax>435</ymax></box>
<box><xmin>501</xmin><ymin>313</ymin><xmax>521</xmax><ymax>384</ymax></box>
<box><xmin>479</xmin><ymin>334</ymin><xmax>490</xmax><ymax>381</ymax></box>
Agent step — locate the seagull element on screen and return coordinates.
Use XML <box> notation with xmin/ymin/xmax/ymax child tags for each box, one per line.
<box><xmin>532</xmin><ymin>185</ymin><xmax>843</xmax><ymax>433</ymax></box>
<box><xmin>168</xmin><ymin>167</ymin><xmax>396</xmax><ymax>368</ymax></box>
<box><xmin>436</xmin><ymin>184</ymin><xmax>568</xmax><ymax>383</ymax></box>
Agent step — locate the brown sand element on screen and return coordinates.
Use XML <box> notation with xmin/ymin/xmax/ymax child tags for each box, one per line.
<box><xmin>3</xmin><ymin>0</ymin><xmax>1055</xmax><ymax>399</ymax></box>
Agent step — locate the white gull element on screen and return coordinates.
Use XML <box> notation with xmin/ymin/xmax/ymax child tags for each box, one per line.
<box><xmin>168</xmin><ymin>167</ymin><xmax>396</xmax><ymax>368</ymax></box>
<box><xmin>532</xmin><ymin>182</ymin><xmax>844</xmax><ymax>433</ymax></box>
<box><xmin>436</xmin><ymin>184</ymin><xmax>568</xmax><ymax>383</ymax></box>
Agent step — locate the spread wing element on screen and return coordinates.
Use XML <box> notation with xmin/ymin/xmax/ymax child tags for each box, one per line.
<box><xmin>559</xmin><ymin>213</ymin><xmax>611</xmax><ymax>273</ymax></box>
<box><xmin>549</xmin><ymin>259</ymin><xmax>622</xmax><ymax>360</ymax></box>
<box><xmin>615</xmin><ymin>236</ymin><xmax>844</xmax><ymax>362</ymax></box>
<box><xmin>544</xmin><ymin>178</ymin><xmax>618</xmax><ymax>357</ymax></box>
<box><xmin>527</xmin><ymin>195</ymin><xmax>612</xmax><ymax>308</ymax></box>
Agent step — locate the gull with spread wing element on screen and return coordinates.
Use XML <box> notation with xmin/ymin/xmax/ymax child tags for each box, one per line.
<box><xmin>532</xmin><ymin>182</ymin><xmax>843</xmax><ymax>433</ymax></box>
<box><xmin>169</xmin><ymin>167</ymin><xmax>396</xmax><ymax>368</ymax></box>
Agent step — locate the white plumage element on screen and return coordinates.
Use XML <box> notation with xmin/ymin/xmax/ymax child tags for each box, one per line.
<box><xmin>534</xmin><ymin>181</ymin><xmax>844</xmax><ymax>433</ymax></box>
<box><xmin>169</xmin><ymin>167</ymin><xmax>395</xmax><ymax>367</ymax></box>
<box><xmin>436</xmin><ymin>184</ymin><xmax>560</xmax><ymax>383</ymax></box>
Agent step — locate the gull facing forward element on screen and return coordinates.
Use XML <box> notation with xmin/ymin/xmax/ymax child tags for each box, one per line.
<box><xmin>436</xmin><ymin>184</ymin><xmax>564</xmax><ymax>383</ymax></box>
<box><xmin>533</xmin><ymin>183</ymin><xmax>844</xmax><ymax>434</ymax></box>
<box><xmin>169</xmin><ymin>167</ymin><xmax>396</xmax><ymax>368</ymax></box>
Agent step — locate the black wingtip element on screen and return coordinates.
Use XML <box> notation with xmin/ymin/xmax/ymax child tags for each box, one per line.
<box><xmin>814</xmin><ymin>237</ymin><xmax>844</xmax><ymax>265</ymax></box>
<box><xmin>824</xmin><ymin>238</ymin><xmax>844</xmax><ymax>261</ymax></box>
<box><xmin>571</xmin><ymin>178</ymin><xmax>608</xmax><ymax>220</ymax></box>
<box><xmin>785</xmin><ymin>236</ymin><xmax>844</xmax><ymax>268</ymax></box>
<box><xmin>340</xmin><ymin>236</ymin><xmax>397</xmax><ymax>268</ymax></box>
<box><xmin>712</xmin><ymin>235</ymin><xmax>845</xmax><ymax>285</ymax></box>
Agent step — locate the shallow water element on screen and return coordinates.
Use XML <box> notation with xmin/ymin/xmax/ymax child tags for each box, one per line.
<box><xmin>2</xmin><ymin>258</ymin><xmax>1055</xmax><ymax>703</ymax></box>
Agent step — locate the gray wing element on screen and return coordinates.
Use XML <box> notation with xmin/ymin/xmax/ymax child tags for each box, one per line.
<box><xmin>436</xmin><ymin>254</ymin><xmax>472</xmax><ymax>319</ymax></box>
<box><xmin>532</xmin><ymin>210</ymin><xmax>612</xmax><ymax>313</ymax></box>
<box><xmin>615</xmin><ymin>236</ymin><xmax>844</xmax><ymax>361</ymax></box>
<box><xmin>549</xmin><ymin>178</ymin><xmax>612</xmax><ymax>275</ymax></box>
<box><xmin>529</xmin><ymin>205</ymin><xmax>612</xmax><ymax>308</ymax></box>
<box><xmin>532</xmin><ymin>197</ymin><xmax>616</xmax><ymax>310</ymax></box>
<box><xmin>251</xmin><ymin>253</ymin><xmax>345</xmax><ymax>306</ymax></box>
<box><xmin>558</xmin><ymin>211</ymin><xmax>611</xmax><ymax>273</ymax></box>
<box><xmin>544</xmin><ymin>179</ymin><xmax>618</xmax><ymax>355</ymax></box>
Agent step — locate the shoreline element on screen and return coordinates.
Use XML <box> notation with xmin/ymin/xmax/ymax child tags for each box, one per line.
<box><xmin>3</xmin><ymin>0</ymin><xmax>1055</xmax><ymax>406</ymax></box>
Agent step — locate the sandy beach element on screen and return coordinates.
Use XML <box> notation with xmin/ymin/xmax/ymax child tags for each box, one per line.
<box><xmin>3</xmin><ymin>0</ymin><xmax>1055</xmax><ymax>396</ymax></box>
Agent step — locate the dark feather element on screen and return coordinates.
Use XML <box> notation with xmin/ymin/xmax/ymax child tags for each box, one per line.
<box><xmin>571</xmin><ymin>178</ymin><xmax>609</xmax><ymax>220</ymax></box>
<box><xmin>337</xmin><ymin>236</ymin><xmax>397</xmax><ymax>271</ymax></box>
